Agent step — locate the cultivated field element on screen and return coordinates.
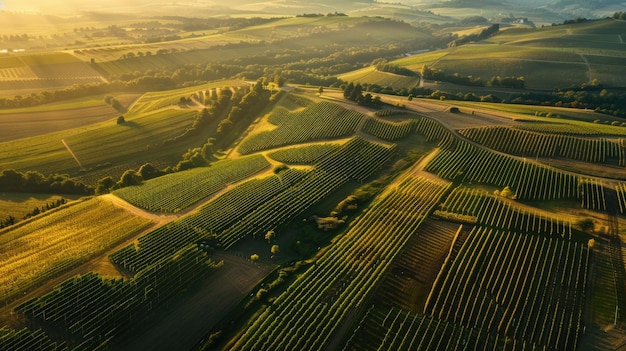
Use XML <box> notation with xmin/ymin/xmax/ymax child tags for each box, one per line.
<box><xmin>346</xmin><ymin>18</ymin><xmax>626</xmax><ymax>91</ymax></box>
<box><xmin>0</xmin><ymin>197</ymin><xmax>153</xmax><ymax>305</ymax></box>
<box><xmin>1</xmin><ymin>11</ymin><xmax>626</xmax><ymax>351</ymax></box>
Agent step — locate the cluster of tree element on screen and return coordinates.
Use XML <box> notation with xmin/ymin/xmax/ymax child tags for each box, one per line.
<box><xmin>343</xmin><ymin>82</ymin><xmax>383</xmax><ymax>108</ymax></box>
<box><xmin>104</xmin><ymin>95</ymin><xmax>125</xmax><ymax>112</ymax></box>
<box><xmin>0</xmin><ymin>34</ymin><xmax>30</xmax><ymax>42</ymax></box>
<box><xmin>562</xmin><ymin>17</ymin><xmax>589</xmax><ymax>25</ymax></box>
<box><xmin>422</xmin><ymin>66</ymin><xmax>524</xmax><ymax>89</ymax></box>
<box><xmin>95</xmin><ymin>163</ymin><xmax>163</xmax><ymax>194</ymax></box>
<box><xmin>296</xmin><ymin>12</ymin><xmax>347</xmax><ymax>17</ymax></box>
<box><xmin>343</xmin><ymin>73</ymin><xmax>622</xmax><ymax>117</ymax></box>
<box><xmin>486</xmin><ymin>76</ymin><xmax>525</xmax><ymax>89</ymax></box>
<box><xmin>459</xmin><ymin>16</ymin><xmax>489</xmax><ymax>25</ymax></box>
<box><xmin>23</xmin><ymin>198</ymin><xmax>67</xmax><ymax>220</ymax></box>
<box><xmin>448</xmin><ymin>23</ymin><xmax>499</xmax><ymax>47</ymax></box>
<box><xmin>0</xmin><ymin>170</ymin><xmax>93</xmax><ymax>195</ymax></box>
<box><xmin>422</xmin><ymin>66</ymin><xmax>482</xmax><ymax>86</ymax></box>
<box><xmin>91</xmin><ymin>25</ymin><xmax>128</xmax><ymax>38</ymax></box>
<box><xmin>614</xmin><ymin>12</ymin><xmax>626</xmax><ymax>20</ymax></box>
<box><xmin>373</xmin><ymin>59</ymin><xmax>416</xmax><ymax>76</ymax></box>
<box><xmin>216</xmin><ymin>81</ymin><xmax>273</xmax><ymax>144</ymax></box>
<box><xmin>159</xmin><ymin>16</ymin><xmax>276</xmax><ymax>32</ymax></box>
<box><xmin>95</xmin><ymin>82</ymin><xmax>278</xmax><ymax>194</ymax></box>
<box><xmin>0</xmin><ymin>78</ymin><xmax>178</xmax><ymax>109</ymax></box>
<box><xmin>0</xmin><ymin>215</ymin><xmax>16</xmax><ymax>229</ymax></box>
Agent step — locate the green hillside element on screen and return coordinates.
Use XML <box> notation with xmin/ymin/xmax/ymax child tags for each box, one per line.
<box><xmin>344</xmin><ymin>18</ymin><xmax>626</xmax><ymax>90</ymax></box>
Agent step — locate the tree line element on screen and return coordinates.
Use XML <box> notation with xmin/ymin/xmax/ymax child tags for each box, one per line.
<box><xmin>422</xmin><ymin>66</ymin><xmax>525</xmax><ymax>89</ymax></box>
<box><xmin>348</xmin><ymin>80</ymin><xmax>626</xmax><ymax>118</ymax></box>
<box><xmin>0</xmin><ymin>169</ymin><xmax>93</xmax><ymax>195</ymax></box>
<box><xmin>94</xmin><ymin>81</ymin><xmax>277</xmax><ymax>194</ymax></box>
<box><xmin>0</xmin><ymin>198</ymin><xmax>68</xmax><ymax>230</ymax></box>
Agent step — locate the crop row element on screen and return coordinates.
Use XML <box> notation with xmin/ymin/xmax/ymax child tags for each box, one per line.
<box><xmin>374</xmin><ymin>220</ymin><xmax>461</xmax><ymax>313</ymax></box>
<box><xmin>437</xmin><ymin>186</ymin><xmax>573</xmax><ymax>238</ymax></box>
<box><xmin>459</xmin><ymin>126</ymin><xmax>626</xmax><ymax>165</ymax></box>
<box><xmin>0</xmin><ymin>198</ymin><xmax>152</xmax><ymax>305</ymax></box>
<box><xmin>237</xmin><ymin>102</ymin><xmax>363</xmax><ymax>155</ymax></box>
<box><xmin>267</xmin><ymin>143</ymin><xmax>341</xmax><ymax>164</ymax></box>
<box><xmin>579</xmin><ymin>178</ymin><xmax>607</xmax><ymax>211</ymax></box>
<box><xmin>230</xmin><ymin>175</ymin><xmax>449</xmax><ymax>351</ymax></box>
<box><xmin>342</xmin><ymin>306</ymin><xmax>521</xmax><ymax>351</ymax></box>
<box><xmin>515</xmin><ymin>122</ymin><xmax>626</xmax><ymax>136</ymax></box>
<box><xmin>425</xmin><ymin>226</ymin><xmax>589</xmax><ymax>351</ymax></box>
<box><xmin>15</xmin><ymin>245</ymin><xmax>218</xmax><ymax>349</ymax></box>
<box><xmin>362</xmin><ymin>118</ymin><xmax>416</xmax><ymax>141</ymax></box>
<box><xmin>113</xmin><ymin>154</ymin><xmax>270</xmax><ymax>213</ymax></box>
<box><xmin>413</xmin><ymin>117</ymin><xmax>454</xmax><ymax>147</ymax></box>
<box><xmin>110</xmin><ymin>169</ymin><xmax>308</xmax><ymax>273</ymax></box>
<box><xmin>616</xmin><ymin>182</ymin><xmax>626</xmax><ymax>214</ymax></box>
<box><xmin>220</xmin><ymin>137</ymin><xmax>396</xmax><ymax>248</ymax></box>
<box><xmin>425</xmin><ymin>138</ymin><xmax>582</xmax><ymax>201</ymax></box>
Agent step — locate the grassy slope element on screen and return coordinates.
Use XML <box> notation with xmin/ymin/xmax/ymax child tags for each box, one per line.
<box><xmin>343</xmin><ymin>18</ymin><xmax>626</xmax><ymax>90</ymax></box>
<box><xmin>0</xmin><ymin>197</ymin><xmax>153</xmax><ymax>303</ymax></box>
<box><xmin>338</xmin><ymin>66</ymin><xmax>420</xmax><ymax>89</ymax></box>
<box><xmin>0</xmin><ymin>193</ymin><xmax>81</xmax><ymax>223</ymax></box>
<box><xmin>0</xmin><ymin>81</ymin><xmax>245</xmax><ymax>176</ymax></box>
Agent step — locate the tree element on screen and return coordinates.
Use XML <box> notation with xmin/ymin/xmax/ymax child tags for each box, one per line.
<box><xmin>96</xmin><ymin>176</ymin><xmax>116</xmax><ymax>194</ymax></box>
<box><xmin>318</xmin><ymin>86</ymin><xmax>324</xmax><ymax>95</ymax></box>
<box><xmin>271</xmin><ymin>245</ymin><xmax>280</xmax><ymax>255</ymax></box>
<box><xmin>343</xmin><ymin>82</ymin><xmax>354</xmax><ymax>99</ymax></box>
<box><xmin>138</xmin><ymin>163</ymin><xmax>160</xmax><ymax>180</ymax></box>
<box><xmin>118</xmin><ymin>170</ymin><xmax>143</xmax><ymax>187</ymax></box>
<box><xmin>201</xmin><ymin>138</ymin><xmax>215</xmax><ymax>160</ymax></box>
<box><xmin>117</xmin><ymin>115</ymin><xmax>126</xmax><ymax>124</ymax></box>
<box><xmin>350</xmin><ymin>83</ymin><xmax>363</xmax><ymax>101</ymax></box>
<box><xmin>588</xmin><ymin>238</ymin><xmax>595</xmax><ymax>248</ymax></box>
<box><xmin>265</xmin><ymin>230</ymin><xmax>275</xmax><ymax>243</ymax></box>
<box><xmin>250</xmin><ymin>254</ymin><xmax>260</xmax><ymax>261</ymax></box>
<box><xmin>577</xmin><ymin>218</ymin><xmax>594</xmax><ymax>233</ymax></box>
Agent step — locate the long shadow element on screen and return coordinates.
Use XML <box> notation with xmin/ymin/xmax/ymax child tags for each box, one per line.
<box><xmin>604</xmin><ymin>186</ymin><xmax>626</xmax><ymax>325</ymax></box>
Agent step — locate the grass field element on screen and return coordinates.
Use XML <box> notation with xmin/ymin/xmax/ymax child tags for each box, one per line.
<box><xmin>0</xmin><ymin>52</ymin><xmax>105</xmax><ymax>95</ymax></box>
<box><xmin>2</xmin><ymin>8</ymin><xmax>626</xmax><ymax>350</ymax></box>
<box><xmin>338</xmin><ymin>67</ymin><xmax>420</xmax><ymax>89</ymax></box>
<box><xmin>339</xmin><ymin>18</ymin><xmax>626</xmax><ymax>91</ymax></box>
<box><xmin>0</xmin><ymin>193</ymin><xmax>81</xmax><ymax>224</ymax></box>
<box><xmin>128</xmin><ymin>80</ymin><xmax>246</xmax><ymax>115</ymax></box>
<box><xmin>0</xmin><ymin>100</ymin><xmax>120</xmax><ymax>143</ymax></box>
<box><xmin>0</xmin><ymin>106</ymin><xmax>198</xmax><ymax>175</ymax></box>
<box><xmin>0</xmin><ymin>196</ymin><xmax>153</xmax><ymax>304</ymax></box>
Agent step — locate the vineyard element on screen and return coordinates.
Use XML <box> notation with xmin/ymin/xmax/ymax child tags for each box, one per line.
<box><xmin>267</xmin><ymin>143</ymin><xmax>342</xmax><ymax>164</ymax></box>
<box><xmin>15</xmin><ymin>244</ymin><xmax>219</xmax><ymax>350</ymax></box>
<box><xmin>237</xmin><ymin>102</ymin><xmax>364</xmax><ymax>155</ymax></box>
<box><xmin>113</xmin><ymin>154</ymin><xmax>270</xmax><ymax>212</ymax></box>
<box><xmin>362</xmin><ymin>117</ymin><xmax>416</xmax><ymax>141</ymax></box>
<box><xmin>229</xmin><ymin>175</ymin><xmax>450</xmax><ymax>351</ymax></box>
<box><xmin>2</xmin><ymin>86</ymin><xmax>624</xmax><ymax>351</ymax></box>
<box><xmin>459</xmin><ymin>125</ymin><xmax>626</xmax><ymax>166</ymax></box>
<box><xmin>110</xmin><ymin>168</ymin><xmax>308</xmax><ymax>273</ymax></box>
<box><xmin>425</xmin><ymin>226</ymin><xmax>589</xmax><ymax>351</ymax></box>
<box><xmin>0</xmin><ymin>197</ymin><xmax>153</xmax><ymax>305</ymax></box>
